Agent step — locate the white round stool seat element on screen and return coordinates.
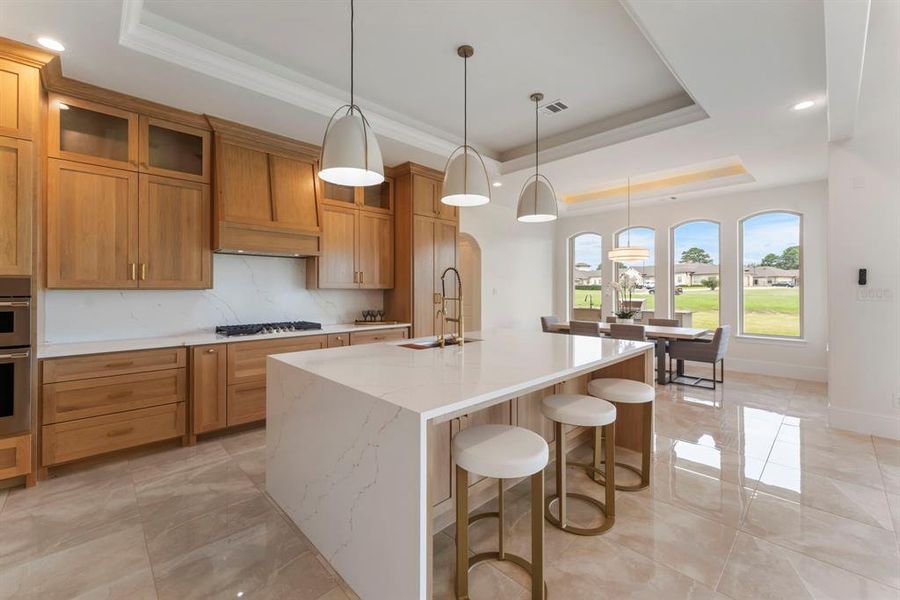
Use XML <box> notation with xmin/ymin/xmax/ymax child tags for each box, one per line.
<box><xmin>452</xmin><ymin>424</ymin><xmax>549</xmax><ymax>479</ymax></box>
<box><xmin>541</xmin><ymin>394</ymin><xmax>616</xmax><ymax>427</ymax></box>
<box><xmin>588</xmin><ymin>378</ymin><xmax>654</xmax><ymax>404</ymax></box>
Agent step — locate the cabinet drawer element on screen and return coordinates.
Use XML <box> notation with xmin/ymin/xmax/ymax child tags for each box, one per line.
<box><xmin>227</xmin><ymin>382</ymin><xmax>266</xmax><ymax>427</ymax></box>
<box><xmin>43</xmin><ymin>347</ymin><xmax>187</xmax><ymax>383</ymax></box>
<box><xmin>42</xmin><ymin>403</ymin><xmax>185</xmax><ymax>466</ymax></box>
<box><xmin>226</xmin><ymin>335</ymin><xmax>326</xmax><ymax>384</ymax></box>
<box><xmin>43</xmin><ymin>368</ymin><xmax>186</xmax><ymax>424</ymax></box>
<box><xmin>0</xmin><ymin>433</ymin><xmax>31</xmax><ymax>480</ymax></box>
<box><xmin>327</xmin><ymin>333</ymin><xmax>350</xmax><ymax>348</ymax></box>
<box><xmin>349</xmin><ymin>328</ymin><xmax>409</xmax><ymax>346</ymax></box>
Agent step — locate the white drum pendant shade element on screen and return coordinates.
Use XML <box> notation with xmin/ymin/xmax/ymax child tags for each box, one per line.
<box><xmin>319</xmin><ymin>110</ymin><xmax>384</xmax><ymax>187</ymax></box>
<box><xmin>517</xmin><ymin>176</ymin><xmax>557</xmax><ymax>222</ymax></box>
<box><xmin>442</xmin><ymin>147</ymin><xmax>490</xmax><ymax>206</ymax></box>
<box><xmin>608</xmin><ymin>246</ymin><xmax>650</xmax><ymax>263</ymax></box>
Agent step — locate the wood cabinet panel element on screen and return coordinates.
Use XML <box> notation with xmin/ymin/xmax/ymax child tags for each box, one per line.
<box><xmin>327</xmin><ymin>333</ymin><xmax>349</xmax><ymax>348</ymax></box>
<box><xmin>358</xmin><ymin>212</ymin><xmax>393</xmax><ymax>289</ymax></box>
<box><xmin>43</xmin><ymin>369</ymin><xmax>186</xmax><ymax>424</ymax></box>
<box><xmin>412</xmin><ymin>175</ymin><xmax>438</xmax><ymax>217</ymax></box>
<box><xmin>139</xmin><ymin>116</ymin><xmax>210</xmax><ymax>183</ymax></box>
<box><xmin>516</xmin><ymin>387</ymin><xmax>556</xmax><ymax>444</ymax></box>
<box><xmin>0</xmin><ymin>433</ymin><xmax>31</xmax><ymax>480</ymax></box>
<box><xmin>42</xmin><ymin>403</ymin><xmax>185</xmax><ymax>466</ymax></box>
<box><xmin>43</xmin><ymin>347</ymin><xmax>187</xmax><ymax>383</ymax></box>
<box><xmin>429</xmin><ymin>420</ymin><xmax>452</xmax><ymax>507</ymax></box>
<box><xmin>349</xmin><ymin>328</ymin><xmax>408</xmax><ymax>346</ymax></box>
<box><xmin>191</xmin><ymin>345</ymin><xmax>226</xmax><ymax>434</ymax></box>
<box><xmin>0</xmin><ymin>136</ymin><xmax>31</xmax><ymax>275</ymax></box>
<box><xmin>269</xmin><ymin>154</ymin><xmax>320</xmax><ymax>233</ymax></box>
<box><xmin>216</xmin><ymin>140</ymin><xmax>271</xmax><ymax>223</ymax></box>
<box><xmin>434</xmin><ymin>219</ymin><xmax>458</xmax><ymax>331</ymax></box>
<box><xmin>227</xmin><ymin>382</ymin><xmax>266</xmax><ymax>427</ymax></box>
<box><xmin>138</xmin><ymin>175</ymin><xmax>211</xmax><ymax>289</ymax></box>
<box><xmin>49</xmin><ymin>94</ymin><xmax>139</xmax><ymax>170</ymax></box>
<box><xmin>412</xmin><ymin>215</ymin><xmax>437</xmax><ymax>338</ymax></box>
<box><xmin>0</xmin><ymin>58</ymin><xmax>38</xmax><ymax>140</ymax></box>
<box><xmin>46</xmin><ymin>159</ymin><xmax>138</xmax><ymax>288</ymax></box>
<box><xmin>226</xmin><ymin>335</ymin><xmax>327</xmax><ymax>384</ymax></box>
<box><xmin>319</xmin><ymin>205</ymin><xmax>358</xmax><ymax>288</ymax></box>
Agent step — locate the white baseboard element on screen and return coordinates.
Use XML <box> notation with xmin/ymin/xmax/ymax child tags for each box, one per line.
<box><xmin>716</xmin><ymin>357</ymin><xmax>827</xmax><ymax>382</ymax></box>
<box><xmin>828</xmin><ymin>407</ymin><xmax>900</xmax><ymax>440</ymax></box>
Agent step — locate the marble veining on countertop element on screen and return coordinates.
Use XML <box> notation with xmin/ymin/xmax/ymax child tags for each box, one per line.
<box><xmin>37</xmin><ymin>322</ymin><xmax>411</xmax><ymax>359</ymax></box>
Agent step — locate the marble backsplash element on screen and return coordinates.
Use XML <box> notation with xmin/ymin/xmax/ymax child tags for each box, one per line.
<box><xmin>41</xmin><ymin>254</ymin><xmax>384</xmax><ymax>343</ymax></box>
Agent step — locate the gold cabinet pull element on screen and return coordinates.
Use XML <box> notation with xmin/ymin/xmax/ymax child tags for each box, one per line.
<box><xmin>140</xmin><ymin>264</ymin><xmax>147</xmax><ymax>280</ymax></box>
<box><xmin>206</xmin><ymin>348</ymin><xmax>216</xmax><ymax>353</ymax></box>
<box><xmin>359</xmin><ymin>271</ymin><xmax>364</xmax><ymax>285</ymax></box>
<box><xmin>130</xmin><ymin>263</ymin><xmax>137</xmax><ymax>281</ymax></box>
<box><xmin>106</xmin><ymin>427</ymin><xmax>134</xmax><ymax>438</ymax></box>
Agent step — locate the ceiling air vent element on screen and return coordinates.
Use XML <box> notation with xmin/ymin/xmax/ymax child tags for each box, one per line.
<box><xmin>539</xmin><ymin>99</ymin><xmax>568</xmax><ymax>116</ymax></box>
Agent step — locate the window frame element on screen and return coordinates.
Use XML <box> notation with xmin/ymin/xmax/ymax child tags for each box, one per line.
<box><xmin>568</xmin><ymin>231</ymin><xmax>603</xmax><ymax>320</ymax></box>
<box><xmin>738</xmin><ymin>210</ymin><xmax>804</xmax><ymax>340</ymax></box>
<box><xmin>670</xmin><ymin>219</ymin><xmax>722</xmax><ymax>328</ymax></box>
<box><xmin>613</xmin><ymin>225</ymin><xmax>656</xmax><ymax>317</ymax></box>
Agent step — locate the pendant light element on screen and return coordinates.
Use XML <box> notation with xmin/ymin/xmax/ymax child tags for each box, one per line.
<box><xmin>516</xmin><ymin>93</ymin><xmax>558</xmax><ymax>222</ymax></box>
<box><xmin>441</xmin><ymin>45</ymin><xmax>491</xmax><ymax>207</ymax></box>
<box><xmin>608</xmin><ymin>177</ymin><xmax>650</xmax><ymax>263</ymax></box>
<box><xmin>319</xmin><ymin>0</ymin><xmax>384</xmax><ymax>187</ymax></box>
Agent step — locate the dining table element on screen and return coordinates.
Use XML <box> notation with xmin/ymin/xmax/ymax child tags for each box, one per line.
<box><xmin>546</xmin><ymin>321</ymin><xmax>710</xmax><ymax>384</ymax></box>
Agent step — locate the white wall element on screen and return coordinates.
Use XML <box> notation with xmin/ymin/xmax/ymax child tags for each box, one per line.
<box><xmin>826</xmin><ymin>1</ymin><xmax>900</xmax><ymax>438</ymax></box>
<box><xmin>460</xmin><ymin>203</ymin><xmax>555</xmax><ymax>331</ymax></box>
<box><xmin>41</xmin><ymin>254</ymin><xmax>382</xmax><ymax>343</ymax></box>
<box><xmin>553</xmin><ymin>180</ymin><xmax>829</xmax><ymax>381</ymax></box>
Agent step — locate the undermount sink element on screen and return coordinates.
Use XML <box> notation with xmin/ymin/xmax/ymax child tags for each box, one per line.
<box><xmin>399</xmin><ymin>337</ymin><xmax>481</xmax><ymax>350</ymax></box>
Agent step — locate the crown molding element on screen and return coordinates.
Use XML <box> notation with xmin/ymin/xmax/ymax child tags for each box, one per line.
<box><xmin>118</xmin><ymin>0</ymin><xmax>501</xmax><ymax>170</ymax></box>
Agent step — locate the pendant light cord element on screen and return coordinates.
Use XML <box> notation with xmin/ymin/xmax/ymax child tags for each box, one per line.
<box><xmin>463</xmin><ymin>54</ymin><xmax>467</xmax><ymax>151</ymax></box>
<box><xmin>350</xmin><ymin>0</ymin><xmax>354</xmax><ymax>111</ymax></box>
<box><xmin>626</xmin><ymin>177</ymin><xmax>631</xmax><ymax>246</ymax></box>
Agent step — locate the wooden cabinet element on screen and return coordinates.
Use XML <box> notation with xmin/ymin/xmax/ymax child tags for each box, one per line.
<box><xmin>429</xmin><ymin>420</ymin><xmax>452</xmax><ymax>507</ymax></box>
<box><xmin>49</xmin><ymin>94</ymin><xmax>139</xmax><ymax>170</ymax></box>
<box><xmin>0</xmin><ymin>57</ymin><xmax>39</xmax><ymax>141</ymax></box>
<box><xmin>226</xmin><ymin>335</ymin><xmax>327</xmax><ymax>385</ymax></box>
<box><xmin>210</xmin><ymin>117</ymin><xmax>322</xmax><ymax>257</ymax></box>
<box><xmin>385</xmin><ymin>164</ymin><xmax>459</xmax><ymax>337</ymax></box>
<box><xmin>318</xmin><ymin>205</ymin><xmax>358</xmax><ymax>288</ymax></box>
<box><xmin>0</xmin><ymin>136</ymin><xmax>32</xmax><ymax>275</ymax></box>
<box><xmin>349</xmin><ymin>328</ymin><xmax>408</xmax><ymax>345</ymax></box>
<box><xmin>323</xmin><ymin>179</ymin><xmax>393</xmax><ymax>214</ymax></box>
<box><xmin>139</xmin><ymin>116</ymin><xmax>210</xmax><ymax>182</ymax></box>
<box><xmin>358</xmin><ymin>212</ymin><xmax>394</xmax><ymax>289</ymax></box>
<box><xmin>138</xmin><ymin>175</ymin><xmax>211</xmax><ymax>288</ymax></box>
<box><xmin>516</xmin><ymin>387</ymin><xmax>557</xmax><ymax>444</ymax></box>
<box><xmin>0</xmin><ymin>433</ymin><xmax>31</xmax><ymax>481</ymax></box>
<box><xmin>46</xmin><ymin>159</ymin><xmax>138</xmax><ymax>289</ymax></box>
<box><xmin>191</xmin><ymin>345</ymin><xmax>226</xmax><ymax>435</ymax></box>
<box><xmin>40</xmin><ymin>347</ymin><xmax>187</xmax><ymax>467</ymax></box>
<box><xmin>327</xmin><ymin>333</ymin><xmax>349</xmax><ymax>348</ymax></box>
<box><xmin>226</xmin><ymin>382</ymin><xmax>266</xmax><ymax>427</ymax></box>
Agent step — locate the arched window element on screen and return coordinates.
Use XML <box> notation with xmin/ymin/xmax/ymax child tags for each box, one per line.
<box><xmin>672</xmin><ymin>220</ymin><xmax>720</xmax><ymax>329</ymax></box>
<box><xmin>569</xmin><ymin>233</ymin><xmax>602</xmax><ymax>319</ymax></box>
<box><xmin>740</xmin><ymin>211</ymin><xmax>802</xmax><ymax>338</ymax></box>
<box><xmin>614</xmin><ymin>227</ymin><xmax>655</xmax><ymax>314</ymax></box>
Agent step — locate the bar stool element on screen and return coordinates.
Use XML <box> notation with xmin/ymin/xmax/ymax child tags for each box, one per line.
<box><xmin>587</xmin><ymin>378</ymin><xmax>655</xmax><ymax>491</ymax></box>
<box><xmin>541</xmin><ymin>394</ymin><xmax>617</xmax><ymax>535</ymax></box>
<box><xmin>452</xmin><ymin>424</ymin><xmax>549</xmax><ymax>599</ymax></box>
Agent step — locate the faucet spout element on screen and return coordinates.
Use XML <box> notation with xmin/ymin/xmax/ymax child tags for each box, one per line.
<box><xmin>438</xmin><ymin>267</ymin><xmax>464</xmax><ymax>346</ymax></box>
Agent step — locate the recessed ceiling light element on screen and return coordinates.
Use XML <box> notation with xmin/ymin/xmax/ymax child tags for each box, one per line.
<box><xmin>492</xmin><ymin>181</ymin><xmax>502</xmax><ymax>188</ymax></box>
<box><xmin>37</xmin><ymin>37</ymin><xmax>65</xmax><ymax>52</ymax></box>
<box><xmin>792</xmin><ymin>100</ymin><xmax>815</xmax><ymax>111</ymax></box>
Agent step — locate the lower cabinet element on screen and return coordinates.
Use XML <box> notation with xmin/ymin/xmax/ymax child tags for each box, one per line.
<box><xmin>191</xmin><ymin>344</ymin><xmax>226</xmax><ymax>434</ymax></box>
<box><xmin>0</xmin><ymin>433</ymin><xmax>31</xmax><ymax>481</ymax></box>
<box><xmin>226</xmin><ymin>382</ymin><xmax>267</xmax><ymax>427</ymax></box>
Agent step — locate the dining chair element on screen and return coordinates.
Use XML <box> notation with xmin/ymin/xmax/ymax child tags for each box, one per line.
<box><xmin>668</xmin><ymin>325</ymin><xmax>731</xmax><ymax>389</ymax></box>
<box><xmin>648</xmin><ymin>318</ymin><xmax>679</xmax><ymax>327</ymax></box>
<box><xmin>605</xmin><ymin>316</ymin><xmax>618</xmax><ymax>323</ymax></box>
<box><xmin>540</xmin><ymin>315</ymin><xmax>559</xmax><ymax>333</ymax></box>
<box><xmin>608</xmin><ymin>323</ymin><xmax>647</xmax><ymax>341</ymax></box>
<box><xmin>569</xmin><ymin>320</ymin><xmax>602</xmax><ymax>337</ymax></box>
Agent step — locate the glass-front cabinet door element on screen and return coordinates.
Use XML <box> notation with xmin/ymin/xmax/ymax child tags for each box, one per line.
<box><xmin>321</xmin><ymin>181</ymin><xmax>357</xmax><ymax>206</ymax></box>
<box><xmin>49</xmin><ymin>94</ymin><xmax>138</xmax><ymax>170</ymax></box>
<box><xmin>140</xmin><ymin>116</ymin><xmax>210</xmax><ymax>183</ymax></box>
<box><xmin>361</xmin><ymin>178</ymin><xmax>393</xmax><ymax>213</ymax></box>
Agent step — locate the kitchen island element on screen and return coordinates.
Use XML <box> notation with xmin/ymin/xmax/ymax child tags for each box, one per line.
<box><xmin>266</xmin><ymin>330</ymin><xmax>654</xmax><ymax>600</ymax></box>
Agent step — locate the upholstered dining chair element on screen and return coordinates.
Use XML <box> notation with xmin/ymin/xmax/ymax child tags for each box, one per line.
<box><xmin>668</xmin><ymin>325</ymin><xmax>731</xmax><ymax>389</ymax></box>
<box><xmin>540</xmin><ymin>315</ymin><xmax>559</xmax><ymax>333</ymax></box>
<box><xmin>608</xmin><ymin>323</ymin><xmax>647</xmax><ymax>341</ymax></box>
<box><xmin>605</xmin><ymin>316</ymin><xmax>618</xmax><ymax>323</ymax></box>
<box><xmin>648</xmin><ymin>318</ymin><xmax>679</xmax><ymax>327</ymax></box>
<box><xmin>569</xmin><ymin>320</ymin><xmax>602</xmax><ymax>337</ymax></box>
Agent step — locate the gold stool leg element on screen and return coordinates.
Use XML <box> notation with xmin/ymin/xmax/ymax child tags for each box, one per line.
<box><xmin>605</xmin><ymin>422</ymin><xmax>616</xmax><ymax>517</ymax></box>
<box><xmin>592</xmin><ymin>426</ymin><xmax>603</xmax><ymax>484</ymax></box>
<box><xmin>497</xmin><ymin>479</ymin><xmax>505</xmax><ymax>560</ymax></box>
<box><xmin>455</xmin><ymin>465</ymin><xmax>469</xmax><ymax>600</ymax></box>
<box><xmin>592</xmin><ymin>401</ymin><xmax>653</xmax><ymax>492</ymax></box>
<box><xmin>641</xmin><ymin>402</ymin><xmax>653</xmax><ymax>488</ymax></box>
<box><xmin>531</xmin><ymin>470</ymin><xmax>545</xmax><ymax>600</ymax></box>
<box><xmin>555</xmin><ymin>420</ymin><xmax>567</xmax><ymax>528</ymax></box>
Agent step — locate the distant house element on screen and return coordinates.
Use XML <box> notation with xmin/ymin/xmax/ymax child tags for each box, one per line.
<box><xmin>742</xmin><ymin>266</ymin><xmax>799</xmax><ymax>286</ymax></box>
<box><xmin>572</xmin><ymin>268</ymin><xmax>602</xmax><ymax>286</ymax></box>
<box><xmin>625</xmin><ymin>262</ymin><xmax>720</xmax><ymax>287</ymax></box>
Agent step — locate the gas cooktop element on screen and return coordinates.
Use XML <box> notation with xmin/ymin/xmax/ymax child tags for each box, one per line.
<box><xmin>215</xmin><ymin>321</ymin><xmax>322</xmax><ymax>337</ymax></box>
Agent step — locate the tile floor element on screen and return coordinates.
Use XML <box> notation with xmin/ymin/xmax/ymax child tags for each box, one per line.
<box><xmin>1</xmin><ymin>372</ymin><xmax>899</xmax><ymax>599</ymax></box>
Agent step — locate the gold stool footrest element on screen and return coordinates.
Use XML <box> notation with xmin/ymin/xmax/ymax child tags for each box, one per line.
<box><xmin>589</xmin><ymin>460</ymin><xmax>648</xmax><ymax>492</ymax></box>
<box><xmin>546</xmin><ymin>461</ymin><xmax>614</xmax><ymax>536</ymax></box>
<box><xmin>465</xmin><ymin>552</ymin><xmax>549</xmax><ymax>598</ymax></box>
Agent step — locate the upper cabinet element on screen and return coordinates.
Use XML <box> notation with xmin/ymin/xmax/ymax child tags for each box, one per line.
<box><xmin>412</xmin><ymin>174</ymin><xmax>456</xmax><ymax>221</ymax></box>
<box><xmin>322</xmin><ymin>179</ymin><xmax>394</xmax><ymax>214</ymax></box>
<box><xmin>139</xmin><ymin>116</ymin><xmax>210</xmax><ymax>183</ymax></box>
<box><xmin>49</xmin><ymin>94</ymin><xmax>139</xmax><ymax>170</ymax></box>
<box><xmin>0</xmin><ymin>136</ymin><xmax>32</xmax><ymax>276</ymax></box>
<box><xmin>0</xmin><ymin>56</ymin><xmax>39</xmax><ymax>141</ymax></box>
<box><xmin>209</xmin><ymin>117</ymin><xmax>322</xmax><ymax>258</ymax></box>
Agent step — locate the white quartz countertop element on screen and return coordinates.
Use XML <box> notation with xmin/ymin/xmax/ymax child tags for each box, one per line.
<box><xmin>37</xmin><ymin>322</ymin><xmax>411</xmax><ymax>359</ymax></box>
<box><xmin>269</xmin><ymin>329</ymin><xmax>653</xmax><ymax>420</ymax></box>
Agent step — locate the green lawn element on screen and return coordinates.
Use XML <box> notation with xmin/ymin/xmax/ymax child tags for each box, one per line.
<box><xmin>572</xmin><ymin>286</ymin><xmax>799</xmax><ymax>337</ymax></box>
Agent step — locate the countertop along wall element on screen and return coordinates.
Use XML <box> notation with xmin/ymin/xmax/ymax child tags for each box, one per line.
<box><xmin>553</xmin><ymin>180</ymin><xmax>829</xmax><ymax>381</ymax></box>
<box><xmin>40</xmin><ymin>254</ymin><xmax>383</xmax><ymax>343</ymax></box>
